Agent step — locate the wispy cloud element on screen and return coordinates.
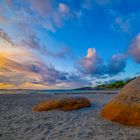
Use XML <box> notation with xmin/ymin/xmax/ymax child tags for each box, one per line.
<box><xmin>0</xmin><ymin>0</ymin><xmax>140</xmax><ymax>89</ymax></box>
<box><xmin>0</xmin><ymin>51</ymin><xmax>90</xmax><ymax>89</ymax></box>
<box><xmin>1</xmin><ymin>0</ymin><xmax>94</xmax><ymax>33</ymax></box>
<box><xmin>0</xmin><ymin>28</ymin><xmax>71</xmax><ymax>59</ymax></box>
<box><xmin>107</xmin><ymin>1</ymin><xmax>140</xmax><ymax>34</ymax></box>
<box><xmin>0</xmin><ymin>31</ymin><xmax>90</xmax><ymax>89</ymax></box>
<box><xmin>0</xmin><ymin>28</ymin><xmax>14</xmax><ymax>46</ymax></box>
<box><xmin>21</xmin><ymin>34</ymin><xmax>72</xmax><ymax>59</ymax></box>
<box><xmin>29</xmin><ymin>0</ymin><xmax>78</xmax><ymax>32</ymax></box>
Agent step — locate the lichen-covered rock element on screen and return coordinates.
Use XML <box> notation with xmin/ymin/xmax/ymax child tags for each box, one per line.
<box><xmin>33</xmin><ymin>96</ymin><xmax>91</xmax><ymax>112</ymax></box>
<box><xmin>101</xmin><ymin>77</ymin><xmax>140</xmax><ymax>126</ymax></box>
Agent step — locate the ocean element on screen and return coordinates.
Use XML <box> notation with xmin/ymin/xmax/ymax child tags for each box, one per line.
<box><xmin>0</xmin><ymin>89</ymin><xmax>119</xmax><ymax>94</ymax></box>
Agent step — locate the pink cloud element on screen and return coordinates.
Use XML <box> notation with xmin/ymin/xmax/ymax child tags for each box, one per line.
<box><xmin>59</xmin><ymin>3</ymin><xmax>69</xmax><ymax>13</ymax></box>
<box><xmin>30</xmin><ymin>0</ymin><xmax>72</xmax><ymax>32</ymax></box>
<box><xmin>129</xmin><ymin>33</ymin><xmax>140</xmax><ymax>63</ymax></box>
<box><xmin>77</xmin><ymin>48</ymin><xmax>127</xmax><ymax>76</ymax></box>
<box><xmin>78</xmin><ymin>48</ymin><xmax>105</xmax><ymax>75</ymax></box>
<box><xmin>30</xmin><ymin>0</ymin><xmax>54</xmax><ymax>17</ymax></box>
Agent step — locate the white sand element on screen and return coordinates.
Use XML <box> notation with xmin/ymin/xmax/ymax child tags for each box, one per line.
<box><xmin>0</xmin><ymin>93</ymin><xmax>140</xmax><ymax>140</ymax></box>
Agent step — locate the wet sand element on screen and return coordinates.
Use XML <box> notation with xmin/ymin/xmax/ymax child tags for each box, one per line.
<box><xmin>0</xmin><ymin>93</ymin><xmax>140</xmax><ymax>140</ymax></box>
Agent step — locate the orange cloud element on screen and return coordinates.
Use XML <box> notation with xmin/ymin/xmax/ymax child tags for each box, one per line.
<box><xmin>21</xmin><ymin>82</ymin><xmax>52</xmax><ymax>90</ymax></box>
<box><xmin>0</xmin><ymin>29</ymin><xmax>89</xmax><ymax>89</ymax></box>
<box><xmin>0</xmin><ymin>83</ymin><xmax>15</xmax><ymax>89</ymax></box>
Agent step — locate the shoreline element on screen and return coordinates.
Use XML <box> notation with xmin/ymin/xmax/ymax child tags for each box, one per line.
<box><xmin>0</xmin><ymin>90</ymin><xmax>119</xmax><ymax>95</ymax></box>
<box><xmin>57</xmin><ymin>90</ymin><xmax>119</xmax><ymax>95</ymax></box>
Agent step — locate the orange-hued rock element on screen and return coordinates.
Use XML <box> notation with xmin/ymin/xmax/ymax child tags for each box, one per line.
<box><xmin>33</xmin><ymin>96</ymin><xmax>91</xmax><ymax>112</ymax></box>
<box><xmin>101</xmin><ymin>77</ymin><xmax>140</xmax><ymax>126</ymax></box>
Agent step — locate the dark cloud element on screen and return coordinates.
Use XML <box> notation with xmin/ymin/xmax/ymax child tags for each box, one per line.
<box><xmin>107</xmin><ymin>54</ymin><xmax>127</xmax><ymax>74</ymax></box>
<box><xmin>40</xmin><ymin>66</ymin><xmax>68</xmax><ymax>84</ymax></box>
<box><xmin>0</xmin><ymin>55</ymin><xmax>90</xmax><ymax>88</ymax></box>
<box><xmin>0</xmin><ymin>28</ymin><xmax>14</xmax><ymax>46</ymax></box>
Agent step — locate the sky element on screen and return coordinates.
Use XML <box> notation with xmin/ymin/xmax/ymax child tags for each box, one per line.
<box><xmin>0</xmin><ymin>0</ymin><xmax>140</xmax><ymax>89</ymax></box>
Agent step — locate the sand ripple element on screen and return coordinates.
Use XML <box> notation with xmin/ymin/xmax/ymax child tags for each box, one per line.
<box><xmin>0</xmin><ymin>94</ymin><xmax>140</xmax><ymax>140</ymax></box>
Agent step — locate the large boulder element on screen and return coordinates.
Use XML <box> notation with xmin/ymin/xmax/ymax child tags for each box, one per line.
<box><xmin>33</xmin><ymin>96</ymin><xmax>91</xmax><ymax>112</ymax></box>
<box><xmin>101</xmin><ymin>77</ymin><xmax>140</xmax><ymax>126</ymax></box>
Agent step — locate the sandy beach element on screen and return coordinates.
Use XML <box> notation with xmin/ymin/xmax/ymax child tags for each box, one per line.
<box><xmin>0</xmin><ymin>93</ymin><xmax>140</xmax><ymax>140</ymax></box>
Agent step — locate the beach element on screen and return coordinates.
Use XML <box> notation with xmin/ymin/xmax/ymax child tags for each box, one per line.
<box><xmin>0</xmin><ymin>93</ymin><xmax>140</xmax><ymax>140</ymax></box>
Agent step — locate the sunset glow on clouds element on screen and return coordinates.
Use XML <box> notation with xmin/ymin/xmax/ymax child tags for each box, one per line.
<box><xmin>0</xmin><ymin>0</ymin><xmax>140</xmax><ymax>89</ymax></box>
